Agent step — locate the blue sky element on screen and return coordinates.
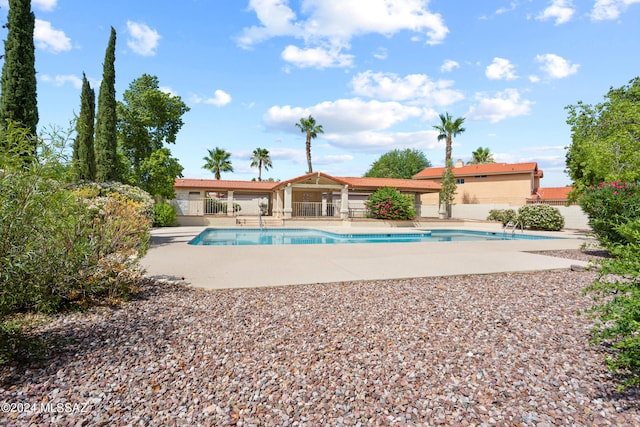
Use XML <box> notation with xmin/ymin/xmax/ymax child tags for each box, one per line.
<box><xmin>6</xmin><ymin>0</ymin><xmax>640</xmax><ymax>187</ymax></box>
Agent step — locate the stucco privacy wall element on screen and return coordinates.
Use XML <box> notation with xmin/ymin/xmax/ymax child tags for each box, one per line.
<box><xmin>440</xmin><ymin>204</ymin><xmax>590</xmax><ymax>230</ymax></box>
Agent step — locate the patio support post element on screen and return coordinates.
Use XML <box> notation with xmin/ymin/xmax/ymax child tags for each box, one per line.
<box><xmin>414</xmin><ymin>193</ymin><xmax>422</xmax><ymax>218</ymax></box>
<box><xmin>340</xmin><ymin>185</ymin><xmax>349</xmax><ymax>219</ymax></box>
<box><xmin>275</xmin><ymin>191</ymin><xmax>283</xmax><ymax>218</ymax></box>
<box><xmin>227</xmin><ymin>190</ymin><xmax>234</xmax><ymax>216</ymax></box>
<box><xmin>284</xmin><ymin>184</ymin><xmax>292</xmax><ymax>219</ymax></box>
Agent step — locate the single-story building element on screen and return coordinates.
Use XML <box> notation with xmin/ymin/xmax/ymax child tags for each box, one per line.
<box><xmin>174</xmin><ymin>171</ymin><xmax>441</xmax><ymax>219</ymax></box>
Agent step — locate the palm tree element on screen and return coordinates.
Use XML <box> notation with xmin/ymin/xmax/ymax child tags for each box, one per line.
<box><xmin>468</xmin><ymin>146</ymin><xmax>495</xmax><ymax>164</ymax></box>
<box><xmin>250</xmin><ymin>147</ymin><xmax>273</xmax><ymax>181</ymax></box>
<box><xmin>202</xmin><ymin>147</ymin><xmax>233</xmax><ymax>179</ymax></box>
<box><xmin>433</xmin><ymin>112</ymin><xmax>466</xmax><ymax>164</ymax></box>
<box><xmin>295</xmin><ymin>115</ymin><xmax>324</xmax><ymax>173</ymax></box>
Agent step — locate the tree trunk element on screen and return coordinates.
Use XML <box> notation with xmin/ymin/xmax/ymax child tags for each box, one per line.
<box><xmin>445</xmin><ymin>135</ymin><xmax>453</xmax><ymax>164</ymax></box>
<box><xmin>306</xmin><ymin>132</ymin><xmax>313</xmax><ymax>173</ymax></box>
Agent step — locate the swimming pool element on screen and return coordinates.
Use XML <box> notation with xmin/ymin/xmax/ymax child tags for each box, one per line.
<box><xmin>188</xmin><ymin>228</ymin><xmax>560</xmax><ymax>246</ymax></box>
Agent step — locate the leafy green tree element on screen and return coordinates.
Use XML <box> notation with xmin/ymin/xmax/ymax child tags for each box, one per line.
<box><xmin>117</xmin><ymin>74</ymin><xmax>190</xmax><ymax>180</ymax></box>
<box><xmin>295</xmin><ymin>115</ymin><xmax>324</xmax><ymax>173</ymax></box>
<box><xmin>139</xmin><ymin>148</ymin><xmax>183</xmax><ymax>199</ymax></box>
<box><xmin>364</xmin><ymin>148</ymin><xmax>431</xmax><ymax>179</ymax></box>
<box><xmin>0</xmin><ymin>0</ymin><xmax>38</xmax><ymax>143</ymax></box>
<box><xmin>73</xmin><ymin>73</ymin><xmax>96</xmax><ymax>181</ymax></box>
<box><xmin>439</xmin><ymin>160</ymin><xmax>457</xmax><ymax>219</ymax></box>
<box><xmin>250</xmin><ymin>147</ymin><xmax>272</xmax><ymax>181</ymax></box>
<box><xmin>94</xmin><ymin>27</ymin><xmax>118</xmax><ymax>182</ymax></box>
<box><xmin>203</xmin><ymin>147</ymin><xmax>233</xmax><ymax>179</ymax></box>
<box><xmin>468</xmin><ymin>146</ymin><xmax>494</xmax><ymax>164</ymax></box>
<box><xmin>433</xmin><ymin>112</ymin><xmax>466</xmax><ymax>164</ymax></box>
<box><xmin>565</xmin><ymin>77</ymin><xmax>640</xmax><ymax>194</ymax></box>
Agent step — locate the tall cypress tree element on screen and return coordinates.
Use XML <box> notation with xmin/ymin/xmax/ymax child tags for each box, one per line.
<box><xmin>0</xmin><ymin>0</ymin><xmax>39</xmax><ymax>141</ymax></box>
<box><xmin>94</xmin><ymin>27</ymin><xmax>118</xmax><ymax>182</ymax></box>
<box><xmin>73</xmin><ymin>73</ymin><xmax>96</xmax><ymax>181</ymax></box>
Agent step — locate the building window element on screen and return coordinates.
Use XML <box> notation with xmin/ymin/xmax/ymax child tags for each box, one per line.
<box><xmin>474</xmin><ymin>175</ymin><xmax>487</xmax><ymax>178</ymax></box>
<box><xmin>456</xmin><ymin>178</ymin><xmax>465</xmax><ymax>184</ymax></box>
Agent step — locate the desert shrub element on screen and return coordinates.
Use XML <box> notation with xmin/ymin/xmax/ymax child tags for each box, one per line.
<box><xmin>580</xmin><ymin>183</ymin><xmax>640</xmax><ymax>389</ymax></box>
<box><xmin>1</xmin><ymin>130</ymin><xmax>153</xmax><ymax>317</ymax></box>
<box><xmin>365</xmin><ymin>187</ymin><xmax>416</xmax><ymax>220</ymax></box>
<box><xmin>487</xmin><ymin>209</ymin><xmax>517</xmax><ymax>225</ymax></box>
<box><xmin>516</xmin><ymin>204</ymin><xmax>565</xmax><ymax>231</ymax></box>
<box><xmin>579</xmin><ymin>181</ymin><xmax>640</xmax><ymax>245</ymax></box>
<box><xmin>153</xmin><ymin>201</ymin><xmax>177</xmax><ymax>226</ymax></box>
<box><xmin>583</xmin><ymin>219</ymin><xmax>640</xmax><ymax>389</ymax></box>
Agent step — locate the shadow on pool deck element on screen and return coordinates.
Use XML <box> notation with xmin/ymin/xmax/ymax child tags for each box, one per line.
<box><xmin>141</xmin><ymin>226</ymin><xmax>593</xmax><ymax>290</ymax></box>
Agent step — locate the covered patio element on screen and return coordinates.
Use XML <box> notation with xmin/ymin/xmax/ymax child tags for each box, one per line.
<box><xmin>173</xmin><ymin>172</ymin><xmax>441</xmax><ymax>220</ymax></box>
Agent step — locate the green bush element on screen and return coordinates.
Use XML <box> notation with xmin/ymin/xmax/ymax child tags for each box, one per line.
<box><xmin>153</xmin><ymin>201</ymin><xmax>177</xmax><ymax>226</ymax></box>
<box><xmin>1</xmin><ymin>133</ymin><xmax>153</xmax><ymax>318</ymax></box>
<box><xmin>365</xmin><ymin>187</ymin><xmax>416</xmax><ymax>220</ymax></box>
<box><xmin>580</xmin><ymin>183</ymin><xmax>640</xmax><ymax>390</ymax></box>
<box><xmin>583</xmin><ymin>221</ymin><xmax>640</xmax><ymax>389</ymax></box>
<box><xmin>487</xmin><ymin>209</ymin><xmax>517</xmax><ymax>226</ymax></box>
<box><xmin>579</xmin><ymin>181</ymin><xmax>640</xmax><ymax>245</ymax></box>
<box><xmin>516</xmin><ymin>204</ymin><xmax>565</xmax><ymax>231</ymax></box>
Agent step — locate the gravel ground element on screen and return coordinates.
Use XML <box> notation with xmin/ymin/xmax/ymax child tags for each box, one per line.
<box><xmin>2</xmin><ymin>249</ymin><xmax>639</xmax><ymax>426</ymax></box>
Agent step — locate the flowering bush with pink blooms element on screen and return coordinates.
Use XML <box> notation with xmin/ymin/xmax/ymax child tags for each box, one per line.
<box><xmin>365</xmin><ymin>187</ymin><xmax>416</xmax><ymax>220</ymax></box>
<box><xmin>579</xmin><ymin>181</ymin><xmax>640</xmax><ymax>245</ymax></box>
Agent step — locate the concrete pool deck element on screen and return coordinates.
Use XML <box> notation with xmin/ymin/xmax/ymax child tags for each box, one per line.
<box><xmin>141</xmin><ymin>225</ymin><xmax>594</xmax><ymax>290</ymax></box>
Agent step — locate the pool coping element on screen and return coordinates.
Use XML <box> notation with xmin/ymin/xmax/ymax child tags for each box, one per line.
<box><xmin>141</xmin><ymin>225</ymin><xmax>594</xmax><ymax>290</ymax></box>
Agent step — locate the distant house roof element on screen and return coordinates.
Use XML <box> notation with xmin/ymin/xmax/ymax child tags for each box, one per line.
<box><xmin>175</xmin><ymin>172</ymin><xmax>441</xmax><ymax>193</ymax></box>
<box><xmin>413</xmin><ymin>162</ymin><xmax>543</xmax><ymax>179</ymax></box>
<box><xmin>341</xmin><ymin>176</ymin><xmax>441</xmax><ymax>192</ymax></box>
<box><xmin>532</xmin><ymin>186</ymin><xmax>573</xmax><ymax>200</ymax></box>
<box><xmin>174</xmin><ymin>178</ymin><xmax>279</xmax><ymax>191</ymax></box>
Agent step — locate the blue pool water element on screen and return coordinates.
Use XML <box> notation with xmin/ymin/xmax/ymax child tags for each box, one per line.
<box><xmin>188</xmin><ymin>228</ymin><xmax>560</xmax><ymax>246</ymax></box>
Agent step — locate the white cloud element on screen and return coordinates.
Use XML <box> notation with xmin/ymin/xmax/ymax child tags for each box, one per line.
<box><xmin>485</xmin><ymin>57</ymin><xmax>518</xmax><ymax>80</ymax></box>
<box><xmin>536</xmin><ymin>0</ymin><xmax>575</xmax><ymax>25</ymax></box>
<box><xmin>535</xmin><ymin>53</ymin><xmax>579</xmax><ymax>78</ymax></box>
<box><xmin>528</xmin><ymin>75</ymin><xmax>541</xmax><ymax>83</ymax></box>
<box><xmin>263</xmin><ymin>98</ymin><xmax>424</xmax><ymax>133</ymax></box>
<box><xmin>126</xmin><ymin>21</ymin><xmax>161</xmax><ymax>56</ymax></box>
<box><xmin>440</xmin><ymin>59</ymin><xmax>460</xmax><ymax>73</ymax></box>
<box><xmin>325</xmin><ymin>130</ymin><xmax>440</xmax><ymax>153</ymax></box>
<box><xmin>496</xmin><ymin>2</ymin><xmax>518</xmax><ymax>15</ymax></box>
<box><xmin>238</xmin><ymin>0</ymin><xmax>448</xmax><ymax>68</ymax></box>
<box><xmin>192</xmin><ymin>90</ymin><xmax>232</xmax><ymax>107</ymax></box>
<box><xmin>372</xmin><ymin>47</ymin><xmax>388</xmax><ymax>60</ymax></box>
<box><xmin>40</xmin><ymin>74</ymin><xmax>82</xmax><ymax>89</ymax></box>
<box><xmin>281</xmin><ymin>45</ymin><xmax>354</xmax><ymax>68</ymax></box>
<box><xmin>159</xmin><ymin>86</ymin><xmax>176</xmax><ymax>96</ymax></box>
<box><xmin>350</xmin><ymin>71</ymin><xmax>464</xmax><ymax>106</ymax></box>
<box><xmin>34</xmin><ymin>19</ymin><xmax>71</xmax><ymax>53</ymax></box>
<box><xmin>236</xmin><ymin>0</ymin><xmax>301</xmax><ymax>48</ymax></box>
<box><xmin>591</xmin><ymin>0</ymin><xmax>640</xmax><ymax>20</ymax></box>
<box><xmin>32</xmin><ymin>0</ymin><xmax>57</xmax><ymax>11</ymax></box>
<box><xmin>467</xmin><ymin>89</ymin><xmax>533</xmax><ymax>123</ymax></box>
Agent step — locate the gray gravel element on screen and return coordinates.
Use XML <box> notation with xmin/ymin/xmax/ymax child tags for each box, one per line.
<box><xmin>2</xmin><ymin>249</ymin><xmax>639</xmax><ymax>426</ymax></box>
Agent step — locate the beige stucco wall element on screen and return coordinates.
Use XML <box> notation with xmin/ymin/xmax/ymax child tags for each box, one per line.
<box><xmin>420</xmin><ymin>172</ymin><xmax>535</xmax><ymax>205</ymax></box>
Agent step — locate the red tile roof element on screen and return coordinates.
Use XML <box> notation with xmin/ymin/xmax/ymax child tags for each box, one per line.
<box><xmin>174</xmin><ymin>178</ymin><xmax>279</xmax><ymax>191</ymax></box>
<box><xmin>413</xmin><ymin>162</ymin><xmax>542</xmax><ymax>179</ymax></box>
<box><xmin>341</xmin><ymin>176</ymin><xmax>441</xmax><ymax>192</ymax></box>
<box><xmin>175</xmin><ymin>173</ymin><xmax>441</xmax><ymax>193</ymax></box>
<box><xmin>532</xmin><ymin>186</ymin><xmax>573</xmax><ymax>200</ymax></box>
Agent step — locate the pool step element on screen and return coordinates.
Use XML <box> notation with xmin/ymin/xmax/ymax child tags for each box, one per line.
<box><xmin>236</xmin><ymin>217</ymin><xmax>284</xmax><ymax>227</ymax></box>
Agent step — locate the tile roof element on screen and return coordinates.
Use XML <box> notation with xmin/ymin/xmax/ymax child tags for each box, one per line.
<box><xmin>175</xmin><ymin>173</ymin><xmax>441</xmax><ymax>193</ymax></box>
<box><xmin>174</xmin><ymin>178</ymin><xmax>279</xmax><ymax>191</ymax></box>
<box><xmin>532</xmin><ymin>186</ymin><xmax>573</xmax><ymax>200</ymax></box>
<box><xmin>413</xmin><ymin>162</ymin><xmax>542</xmax><ymax>179</ymax></box>
<box><xmin>341</xmin><ymin>176</ymin><xmax>441</xmax><ymax>192</ymax></box>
